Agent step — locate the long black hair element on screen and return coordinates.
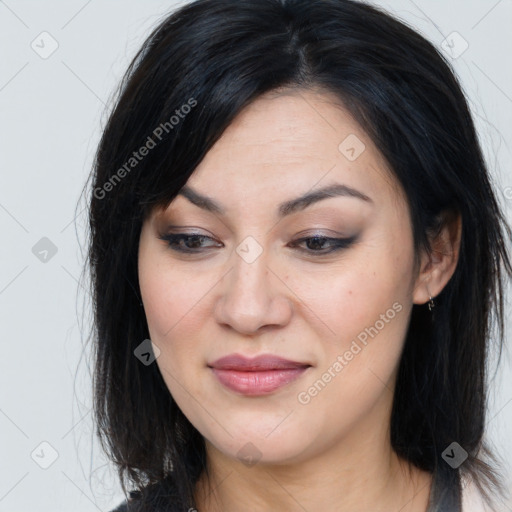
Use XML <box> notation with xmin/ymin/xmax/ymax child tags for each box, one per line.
<box><xmin>85</xmin><ymin>0</ymin><xmax>512</xmax><ymax>509</ymax></box>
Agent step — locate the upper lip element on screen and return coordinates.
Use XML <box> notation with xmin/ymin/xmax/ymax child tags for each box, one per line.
<box><xmin>209</xmin><ymin>354</ymin><xmax>311</xmax><ymax>371</ymax></box>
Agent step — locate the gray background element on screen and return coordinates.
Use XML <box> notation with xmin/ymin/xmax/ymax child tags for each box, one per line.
<box><xmin>0</xmin><ymin>1</ymin><xmax>511</xmax><ymax>510</ymax></box>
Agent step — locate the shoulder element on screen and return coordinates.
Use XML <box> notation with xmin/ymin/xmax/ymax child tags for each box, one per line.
<box><xmin>109</xmin><ymin>501</ymin><xmax>128</xmax><ymax>512</ymax></box>
<box><xmin>108</xmin><ymin>479</ymin><xmax>184</xmax><ymax>512</ymax></box>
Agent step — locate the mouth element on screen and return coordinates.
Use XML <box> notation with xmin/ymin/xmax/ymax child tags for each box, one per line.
<box><xmin>208</xmin><ymin>354</ymin><xmax>312</xmax><ymax>396</ymax></box>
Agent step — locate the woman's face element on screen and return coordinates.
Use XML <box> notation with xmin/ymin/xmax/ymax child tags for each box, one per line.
<box><xmin>138</xmin><ymin>89</ymin><xmax>422</xmax><ymax>466</ymax></box>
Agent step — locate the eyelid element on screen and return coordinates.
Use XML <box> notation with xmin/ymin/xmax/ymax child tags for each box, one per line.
<box><xmin>158</xmin><ymin>227</ymin><xmax>352</xmax><ymax>242</ymax></box>
<box><xmin>158</xmin><ymin>230</ymin><xmax>359</xmax><ymax>256</ymax></box>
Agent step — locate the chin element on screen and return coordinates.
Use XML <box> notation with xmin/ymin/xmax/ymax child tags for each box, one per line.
<box><xmin>198</xmin><ymin>413</ymin><xmax>317</xmax><ymax>467</ymax></box>
<box><xmin>215</xmin><ymin>435</ymin><xmax>310</xmax><ymax>467</ymax></box>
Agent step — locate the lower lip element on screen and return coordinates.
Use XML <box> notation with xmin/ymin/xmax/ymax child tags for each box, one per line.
<box><xmin>210</xmin><ymin>367</ymin><xmax>309</xmax><ymax>396</ymax></box>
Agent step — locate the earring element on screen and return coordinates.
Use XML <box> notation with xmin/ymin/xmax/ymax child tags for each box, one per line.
<box><xmin>426</xmin><ymin>285</ymin><xmax>435</xmax><ymax>311</ymax></box>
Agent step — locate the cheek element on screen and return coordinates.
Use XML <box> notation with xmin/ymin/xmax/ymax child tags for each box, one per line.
<box><xmin>138</xmin><ymin>264</ymin><xmax>209</xmax><ymax>406</ymax></box>
<box><xmin>140</xmin><ymin>273</ymin><xmax>187</xmax><ymax>340</ymax></box>
<box><xmin>303</xmin><ymin>232</ymin><xmax>415</xmax><ymax>386</ymax></box>
<box><xmin>292</xmin><ymin>268</ymin><xmax>412</xmax><ymax>444</ymax></box>
<box><xmin>138</xmin><ymin>246</ymin><xmax>207</xmax><ymax>342</ymax></box>
<box><xmin>140</xmin><ymin>276</ymin><xmax>211</xmax><ymax>388</ymax></box>
<box><xmin>302</xmin><ymin>238</ymin><xmax>413</xmax><ymax>340</ymax></box>
<box><xmin>137</xmin><ymin>241</ymin><xmax>206</xmax><ymax>385</ymax></box>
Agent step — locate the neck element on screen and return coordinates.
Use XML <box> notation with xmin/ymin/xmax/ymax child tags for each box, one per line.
<box><xmin>193</xmin><ymin>396</ymin><xmax>432</xmax><ymax>512</ymax></box>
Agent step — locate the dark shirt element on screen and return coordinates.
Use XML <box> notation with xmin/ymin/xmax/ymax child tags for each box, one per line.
<box><xmin>109</xmin><ymin>467</ymin><xmax>462</xmax><ymax>512</ymax></box>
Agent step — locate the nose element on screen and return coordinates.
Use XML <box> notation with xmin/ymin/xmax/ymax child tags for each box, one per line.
<box><xmin>214</xmin><ymin>242</ymin><xmax>293</xmax><ymax>335</ymax></box>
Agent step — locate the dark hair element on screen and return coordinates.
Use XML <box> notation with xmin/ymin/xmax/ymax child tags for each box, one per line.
<box><xmin>85</xmin><ymin>0</ymin><xmax>512</xmax><ymax>509</ymax></box>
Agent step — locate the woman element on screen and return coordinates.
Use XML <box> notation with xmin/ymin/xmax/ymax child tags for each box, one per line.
<box><xmin>86</xmin><ymin>0</ymin><xmax>512</xmax><ymax>510</ymax></box>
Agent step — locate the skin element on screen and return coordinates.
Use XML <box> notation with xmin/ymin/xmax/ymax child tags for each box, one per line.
<box><xmin>138</xmin><ymin>88</ymin><xmax>462</xmax><ymax>512</ymax></box>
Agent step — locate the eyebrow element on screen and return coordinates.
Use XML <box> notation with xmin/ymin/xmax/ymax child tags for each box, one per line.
<box><xmin>177</xmin><ymin>182</ymin><xmax>373</xmax><ymax>218</ymax></box>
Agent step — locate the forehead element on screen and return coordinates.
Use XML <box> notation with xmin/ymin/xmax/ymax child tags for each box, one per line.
<box><xmin>205</xmin><ymin>89</ymin><xmax>363</xmax><ymax>164</ymax></box>
<box><xmin>168</xmin><ymin>89</ymin><xmax>405</xmax><ymax>216</ymax></box>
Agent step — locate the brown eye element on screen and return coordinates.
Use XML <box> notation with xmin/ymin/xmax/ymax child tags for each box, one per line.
<box><xmin>159</xmin><ymin>233</ymin><xmax>221</xmax><ymax>253</ymax></box>
<box><xmin>158</xmin><ymin>233</ymin><xmax>358</xmax><ymax>256</ymax></box>
<box><xmin>289</xmin><ymin>235</ymin><xmax>358</xmax><ymax>255</ymax></box>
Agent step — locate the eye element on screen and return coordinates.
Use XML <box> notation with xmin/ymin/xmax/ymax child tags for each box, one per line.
<box><xmin>159</xmin><ymin>233</ymin><xmax>221</xmax><ymax>253</ymax></box>
<box><xmin>159</xmin><ymin>232</ymin><xmax>358</xmax><ymax>256</ymax></box>
<box><xmin>289</xmin><ymin>234</ymin><xmax>358</xmax><ymax>255</ymax></box>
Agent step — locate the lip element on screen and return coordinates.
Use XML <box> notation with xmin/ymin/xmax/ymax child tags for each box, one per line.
<box><xmin>209</xmin><ymin>354</ymin><xmax>311</xmax><ymax>396</ymax></box>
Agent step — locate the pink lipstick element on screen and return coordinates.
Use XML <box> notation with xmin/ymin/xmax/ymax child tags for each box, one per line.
<box><xmin>209</xmin><ymin>354</ymin><xmax>311</xmax><ymax>396</ymax></box>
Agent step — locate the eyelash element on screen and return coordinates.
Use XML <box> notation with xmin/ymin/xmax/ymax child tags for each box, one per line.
<box><xmin>158</xmin><ymin>233</ymin><xmax>357</xmax><ymax>256</ymax></box>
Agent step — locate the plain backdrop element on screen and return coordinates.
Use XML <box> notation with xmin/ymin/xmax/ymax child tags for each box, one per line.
<box><xmin>0</xmin><ymin>1</ymin><xmax>511</xmax><ymax>510</ymax></box>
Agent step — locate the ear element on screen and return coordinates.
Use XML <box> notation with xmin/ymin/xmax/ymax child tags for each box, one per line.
<box><xmin>413</xmin><ymin>209</ymin><xmax>462</xmax><ymax>305</ymax></box>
